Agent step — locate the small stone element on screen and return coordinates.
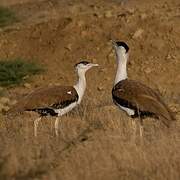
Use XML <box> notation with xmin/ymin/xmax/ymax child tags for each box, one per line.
<box><xmin>77</xmin><ymin>20</ymin><xmax>84</xmax><ymax>27</ymax></box>
<box><xmin>166</xmin><ymin>54</ymin><xmax>172</xmax><ymax>60</ymax></box>
<box><xmin>104</xmin><ymin>11</ymin><xmax>113</xmax><ymax>18</ymax></box>
<box><xmin>0</xmin><ymin>97</ymin><xmax>10</xmax><ymax>105</ymax></box>
<box><xmin>132</xmin><ymin>28</ymin><xmax>144</xmax><ymax>39</ymax></box>
<box><xmin>22</xmin><ymin>75</ymin><xmax>29</xmax><ymax>80</ymax></box>
<box><xmin>65</xmin><ymin>44</ymin><xmax>72</xmax><ymax>51</ymax></box>
<box><xmin>144</xmin><ymin>67</ymin><xmax>152</xmax><ymax>74</ymax></box>
<box><xmin>48</xmin><ymin>83</ymin><xmax>53</xmax><ymax>86</ymax></box>
<box><xmin>96</xmin><ymin>47</ymin><xmax>100</xmax><ymax>51</ymax></box>
<box><xmin>24</xmin><ymin>83</ymin><xmax>31</xmax><ymax>89</ymax></box>
<box><xmin>140</xmin><ymin>13</ymin><xmax>147</xmax><ymax>20</ymax></box>
<box><xmin>166</xmin><ymin>54</ymin><xmax>176</xmax><ymax>61</ymax></box>
<box><xmin>97</xmin><ymin>86</ymin><xmax>104</xmax><ymax>91</ymax></box>
<box><xmin>104</xmin><ymin>77</ymin><xmax>111</xmax><ymax>81</ymax></box>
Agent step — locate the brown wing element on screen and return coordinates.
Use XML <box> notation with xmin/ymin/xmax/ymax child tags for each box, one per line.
<box><xmin>8</xmin><ymin>86</ymin><xmax>78</xmax><ymax>114</ymax></box>
<box><xmin>112</xmin><ymin>79</ymin><xmax>175</xmax><ymax>126</ymax></box>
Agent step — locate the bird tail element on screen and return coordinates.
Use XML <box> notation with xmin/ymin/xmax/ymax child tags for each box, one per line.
<box><xmin>159</xmin><ymin>107</ymin><xmax>176</xmax><ymax>128</ymax></box>
<box><xmin>5</xmin><ymin>102</ymin><xmax>25</xmax><ymax>116</ymax></box>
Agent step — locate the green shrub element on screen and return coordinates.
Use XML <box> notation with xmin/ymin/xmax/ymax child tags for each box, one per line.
<box><xmin>0</xmin><ymin>6</ymin><xmax>17</xmax><ymax>27</ymax></box>
<box><xmin>0</xmin><ymin>59</ymin><xmax>44</xmax><ymax>87</ymax></box>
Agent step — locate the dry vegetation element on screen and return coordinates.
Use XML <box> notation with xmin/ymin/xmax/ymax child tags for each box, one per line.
<box><xmin>0</xmin><ymin>59</ymin><xmax>43</xmax><ymax>87</ymax></box>
<box><xmin>0</xmin><ymin>6</ymin><xmax>17</xmax><ymax>27</ymax></box>
<box><xmin>0</xmin><ymin>101</ymin><xmax>180</xmax><ymax>180</ymax></box>
<box><xmin>0</xmin><ymin>0</ymin><xmax>179</xmax><ymax>179</ymax></box>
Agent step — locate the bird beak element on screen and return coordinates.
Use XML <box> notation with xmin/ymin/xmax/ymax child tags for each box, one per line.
<box><xmin>89</xmin><ymin>63</ymin><xmax>99</xmax><ymax>67</ymax></box>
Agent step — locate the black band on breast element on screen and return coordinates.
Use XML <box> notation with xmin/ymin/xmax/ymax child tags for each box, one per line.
<box><xmin>112</xmin><ymin>95</ymin><xmax>155</xmax><ymax>119</ymax></box>
<box><xmin>27</xmin><ymin>108</ymin><xmax>58</xmax><ymax>116</ymax></box>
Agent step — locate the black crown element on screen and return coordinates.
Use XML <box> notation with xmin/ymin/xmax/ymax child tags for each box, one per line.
<box><xmin>115</xmin><ymin>41</ymin><xmax>129</xmax><ymax>53</ymax></box>
<box><xmin>75</xmin><ymin>61</ymin><xmax>90</xmax><ymax>67</ymax></box>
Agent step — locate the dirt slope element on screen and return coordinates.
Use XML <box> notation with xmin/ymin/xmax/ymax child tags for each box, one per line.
<box><xmin>0</xmin><ymin>0</ymin><xmax>179</xmax><ymax>179</ymax></box>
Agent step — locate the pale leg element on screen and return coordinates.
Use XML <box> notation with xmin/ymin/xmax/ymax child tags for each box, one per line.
<box><xmin>34</xmin><ymin>117</ymin><xmax>41</xmax><ymax>137</ymax></box>
<box><xmin>136</xmin><ymin>104</ymin><xmax>143</xmax><ymax>138</ymax></box>
<box><xmin>132</xmin><ymin>119</ymin><xmax>136</xmax><ymax>140</ymax></box>
<box><xmin>55</xmin><ymin>117</ymin><xmax>60</xmax><ymax>137</ymax></box>
<box><xmin>139</xmin><ymin>119</ymin><xmax>144</xmax><ymax>138</ymax></box>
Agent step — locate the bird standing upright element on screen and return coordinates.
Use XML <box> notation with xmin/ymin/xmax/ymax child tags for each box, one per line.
<box><xmin>8</xmin><ymin>61</ymin><xmax>98</xmax><ymax>136</ymax></box>
<box><xmin>111</xmin><ymin>41</ymin><xmax>175</xmax><ymax>136</ymax></box>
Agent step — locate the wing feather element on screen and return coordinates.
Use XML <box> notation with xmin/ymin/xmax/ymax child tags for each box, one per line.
<box><xmin>8</xmin><ymin>86</ymin><xmax>78</xmax><ymax>114</ymax></box>
<box><xmin>112</xmin><ymin>79</ymin><xmax>175</xmax><ymax>126</ymax></box>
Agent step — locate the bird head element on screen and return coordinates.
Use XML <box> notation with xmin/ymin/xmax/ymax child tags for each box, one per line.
<box><xmin>74</xmin><ymin>61</ymin><xmax>99</xmax><ymax>73</ymax></box>
<box><xmin>112</xmin><ymin>41</ymin><xmax>129</xmax><ymax>53</ymax></box>
<box><xmin>112</xmin><ymin>41</ymin><xmax>129</xmax><ymax>62</ymax></box>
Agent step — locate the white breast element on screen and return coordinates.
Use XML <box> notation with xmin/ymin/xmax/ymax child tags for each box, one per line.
<box><xmin>117</xmin><ymin>105</ymin><xmax>135</xmax><ymax>116</ymax></box>
<box><xmin>55</xmin><ymin>102</ymin><xmax>77</xmax><ymax>116</ymax></box>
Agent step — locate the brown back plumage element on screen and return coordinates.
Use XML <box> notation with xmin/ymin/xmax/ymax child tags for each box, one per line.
<box><xmin>112</xmin><ymin>79</ymin><xmax>176</xmax><ymax>127</ymax></box>
<box><xmin>8</xmin><ymin>86</ymin><xmax>78</xmax><ymax>114</ymax></box>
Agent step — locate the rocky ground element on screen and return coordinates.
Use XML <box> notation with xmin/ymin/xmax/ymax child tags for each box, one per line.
<box><xmin>0</xmin><ymin>0</ymin><xmax>179</xmax><ymax>179</ymax></box>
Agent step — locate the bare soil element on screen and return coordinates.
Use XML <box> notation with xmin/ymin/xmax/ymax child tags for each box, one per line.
<box><xmin>0</xmin><ymin>0</ymin><xmax>179</xmax><ymax>179</ymax></box>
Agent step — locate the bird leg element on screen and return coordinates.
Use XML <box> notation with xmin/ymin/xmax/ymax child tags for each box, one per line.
<box><xmin>136</xmin><ymin>104</ymin><xmax>144</xmax><ymax>138</ymax></box>
<box><xmin>131</xmin><ymin>119</ymin><xmax>136</xmax><ymax>139</ymax></box>
<box><xmin>55</xmin><ymin>117</ymin><xmax>60</xmax><ymax>137</ymax></box>
<box><xmin>34</xmin><ymin>117</ymin><xmax>41</xmax><ymax>137</ymax></box>
<box><xmin>139</xmin><ymin>118</ymin><xmax>144</xmax><ymax>138</ymax></box>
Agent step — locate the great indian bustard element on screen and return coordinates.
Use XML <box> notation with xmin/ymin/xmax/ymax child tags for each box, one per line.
<box><xmin>8</xmin><ymin>61</ymin><xmax>98</xmax><ymax>136</ymax></box>
<box><xmin>111</xmin><ymin>41</ymin><xmax>175</xmax><ymax>136</ymax></box>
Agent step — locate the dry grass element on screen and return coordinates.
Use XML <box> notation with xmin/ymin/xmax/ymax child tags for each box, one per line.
<box><xmin>0</xmin><ymin>97</ymin><xmax>180</xmax><ymax>180</ymax></box>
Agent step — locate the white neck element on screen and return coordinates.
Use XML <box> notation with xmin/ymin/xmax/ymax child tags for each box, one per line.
<box><xmin>114</xmin><ymin>51</ymin><xmax>128</xmax><ymax>85</ymax></box>
<box><xmin>73</xmin><ymin>70</ymin><xmax>86</xmax><ymax>104</ymax></box>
